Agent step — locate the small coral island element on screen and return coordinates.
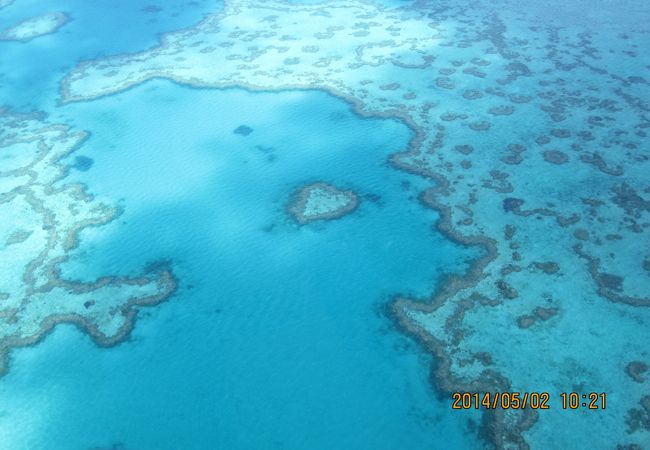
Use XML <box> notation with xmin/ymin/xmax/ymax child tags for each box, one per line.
<box><xmin>0</xmin><ymin>12</ymin><xmax>69</xmax><ymax>42</ymax></box>
<box><xmin>288</xmin><ymin>182</ymin><xmax>358</xmax><ymax>224</ymax></box>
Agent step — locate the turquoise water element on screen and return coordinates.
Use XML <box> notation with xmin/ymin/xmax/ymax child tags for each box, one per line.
<box><xmin>0</xmin><ymin>0</ymin><xmax>217</xmax><ymax>110</ymax></box>
<box><xmin>4</xmin><ymin>0</ymin><xmax>648</xmax><ymax>448</ymax></box>
<box><xmin>0</xmin><ymin>80</ymin><xmax>480</xmax><ymax>448</ymax></box>
<box><xmin>0</xmin><ymin>1</ymin><xmax>486</xmax><ymax>447</ymax></box>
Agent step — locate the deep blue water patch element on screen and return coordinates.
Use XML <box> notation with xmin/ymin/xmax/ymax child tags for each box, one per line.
<box><xmin>233</xmin><ymin>124</ymin><xmax>254</xmax><ymax>136</ymax></box>
<box><xmin>72</xmin><ymin>155</ymin><xmax>93</xmax><ymax>171</ymax></box>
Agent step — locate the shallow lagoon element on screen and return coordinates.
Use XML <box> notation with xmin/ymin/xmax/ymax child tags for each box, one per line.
<box><xmin>0</xmin><ymin>81</ymin><xmax>481</xmax><ymax>449</ymax></box>
<box><xmin>0</xmin><ymin>0</ymin><xmax>217</xmax><ymax>110</ymax></box>
<box><xmin>4</xmin><ymin>0</ymin><xmax>647</xmax><ymax>446</ymax></box>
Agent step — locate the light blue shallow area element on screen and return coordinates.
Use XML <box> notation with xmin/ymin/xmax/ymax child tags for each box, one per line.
<box><xmin>0</xmin><ymin>82</ymin><xmax>482</xmax><ymax>449</ymax></box>
<box><xmin>0</xmin><ymin>0</ymin><xmax>219</xmax><ymax>110</ymax></box>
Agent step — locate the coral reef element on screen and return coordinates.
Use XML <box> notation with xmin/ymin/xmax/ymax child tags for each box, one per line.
<box><xmin>0</xmin><ymin>12</ymin><xmax>69</xmax><ymax>42</ymax></box>
<box><xmin>0</xmin><ymin>110</ymin><xmax>176</xmax><ymax>376</ymax></box>
<box><xmin>56</xmin><ymin>0</ymin><xmax>650</xmax><ymax>447</ymax></box>
<box><xmin>288</xmin><ymin>182</ymin><xmax>358</xmax><ymax>224</ymax></box>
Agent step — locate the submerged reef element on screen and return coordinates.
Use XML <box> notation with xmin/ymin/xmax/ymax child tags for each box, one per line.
<box><xmin>59</xmin><ymin>0</ymin><xmax>650</xmax><ymax>448</ymax></box>
<box><xmin>288</xmin><ymin>182</ymin><xmax>358</xmax><ymax>224</ymax></box>
<box><xmin>0</xmin><ymin>12</ymin><xmax>69</xmax><ymax>42</ymax></box>
<box><xmin>0</xmin><ymin>109</ymin><xmax>176</xmax><ymax>377</ymax></box>
<box><xmin>233</xmin><ymin>124</ymin><xmax>254</xmax><ymax>136</ymax></box>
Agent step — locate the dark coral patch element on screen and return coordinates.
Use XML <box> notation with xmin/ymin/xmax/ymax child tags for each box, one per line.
<box><xmin>454</xmin><ymin>144</ymin><xmax>474</xmax><ymax>154</ymax></box>
<box><xmin>441</xmin><ymin>112</ymin><xmax>468</xmax><ymax>121</ymax></box>
<box><xmin>611</xmin><ymin>183</ymin><xmax>650</xmax><ymax>216</ymax></box>
<box><xmin>463</xmin><ymin>89</ymin><xmax>483</xmax><ymax>100</ymax></box>
<box><xmin>534</xmin><ymin>307</ymin><xmax>558</xmax><ymax>321</ymax></box>
<box><xmin>551</xmin><ymin>128</ymin><xmax>571</xmax><ymax>138</ymax></box>
<box><xmin>234</xmin><ymin>125</ymin><xmax>253</xmax><ymax>136</ymax></box>
<box><xmin>573</xmin><ymin>229</ymin><xmax>589</xmax><ymax>241</ymax></box>
<box><xmin>469</xmin><ymin>121</ymin><xmax>491</xmax><ymax>131</ymax></box>
<box><xmin>533</xmin><ymin>262</ymin><xmax>560</xmax><ymax>274</ymax></box>
<box><xmin>5</xmin><ymin>229</ymin><xmax>32</xmax><ymax>246</ymax></box>
<box><xmin>463</xmin><ymin>67</ymin><xmax>486</xmax><ymax>78</ymax></box>
<box><xmin>503</xmin><ymin>197</ymin><xmax>524</xmax><ymax>212</ymax></box>
<box><xmin>543</xmin><ymin>150</ymin><xmax>569</xmax><ymax>164</ymax></box>
<box><xmin>496</xmin><ymin>280</ymin><xmax>518</xmax><ymax>299</ymax></box>
<box><xmin>141</xmin><ymin>5</ymin><xmax>162</xmax><ymax>13</ymax></box>
<box><xmin>72</xmin><ymin>155</ymin><xmax>94</xmax><ymax>171</ymax></box>
<box><xmin>470</xmin><ymin>57</ymin><xmax>491</xmax><ymax>67</ymax></box>
<box><xmin>489</xmin><ymin>105</ymin><xmax>515</xmax><ymax>116</ymax></box>
<box><xmin>379</xmin><ymin>83</ymin><xmax>400</xmax><ymax>90</ymax></box>
<box><xmin>518</xmin><ymin>307</ymin><xmax>559</xmax><ymax>329</ymax></box>
<box><xmin>598</xmin><ymin>272</ymin><xmax>624</xmax><ymax>292</ymax></box>
<box><xmin>363</xmin><ymin>193</ymin><xmax>382</xmax><ymax>203</ymax></box>
<box><xmin>625</xmin><ymin>361</ymin><xmax>648</xmax><ymax>383</ymax></box>
<box><xmin>517</xmin><ymin>315</ymin><xmax>535</xmax><ymax>329</ymax></box>
<box><xmin>509</xmin><ymin>94</ymin><xmax>532</xmax><ymax>104</ymax></box>
<box><xmin>581</xmin><ymin>153</ymin><xmax>624</xmax><ymax>176</ymax></box>
<box><xmin>577</xmin><ymin>130</ymin><xmax>595</xmax><ymax>141</ymax></box>
<box><xmin>501</xmin><ymin>144</ymin><xmax>526</xmax><ymax>165</ymax></box>
<box><xmin>625</xmin><ymin>396</ymin><xmax>650</xmax><ymax>433</ymax></box>
<box><xmin>435</xmin><ymin>77</ymin><xmax>455</xmax><ymax>89</ymax></box>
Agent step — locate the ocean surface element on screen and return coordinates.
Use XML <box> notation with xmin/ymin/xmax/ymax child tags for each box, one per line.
<box><xmin>1</xmin><ymin>0</ymin><xmax>649</xmax><ymax>449</ymax></box>
<box><xmin>0</xmin><ymin>2</ymin><xmax>481</xmax><ymax>447</ymax></box>
<box><xmin>0</xmin><ymin>81</ymin><xmax>480</xmax><ymax>448</ymax></box>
